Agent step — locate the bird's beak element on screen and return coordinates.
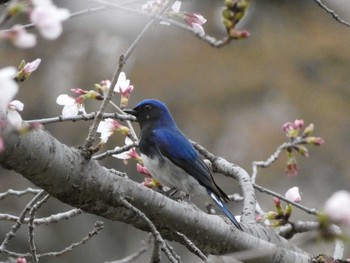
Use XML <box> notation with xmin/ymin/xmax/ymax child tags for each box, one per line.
<box><xmin>123</xmin><ymin>108</ymin><xmax>137</xmax><ymax>116</ymax></box>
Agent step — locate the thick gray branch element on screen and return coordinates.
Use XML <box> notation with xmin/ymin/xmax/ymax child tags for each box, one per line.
<box><xmin>0</xmin><ymin>127</ymin><xmax>311</xmax><ymax>262</ymax></box>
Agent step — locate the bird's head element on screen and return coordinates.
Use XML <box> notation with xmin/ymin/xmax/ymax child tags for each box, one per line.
<box><xmin>124</xmin><ymin>99</ymin><xmax>176</xmax><ymax>129</ymax></box>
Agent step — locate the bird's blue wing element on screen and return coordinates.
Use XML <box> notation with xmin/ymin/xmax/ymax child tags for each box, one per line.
<box><xmin>154</xmin><ymin>128</ymin><xmax>226</xmax><ymax>199</ymax></box>
<box><xmin>154</xmin><ymin>128</ymin><xmax>243</xmax><ymax>231</ymax></box>
<box><xmin>209</xmin><ymin>191</ymin><xmax>243</xmax><ymax>230</ymax></box>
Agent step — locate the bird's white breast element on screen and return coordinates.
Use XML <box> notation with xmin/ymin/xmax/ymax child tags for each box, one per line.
<box><xmin>141</xmin><ymin>153</ymin><xmax>207</xmax><ymax>196</ymax></box>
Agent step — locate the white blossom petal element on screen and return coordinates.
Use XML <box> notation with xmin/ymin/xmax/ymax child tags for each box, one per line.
<box><xmin>23</xmin><ymin>59</ymin><xmax>41</xmax><ymax>73</ymax></box>
<box><xmin>112</xmin><ymin>147</ymin><xmax>131</xmax><ymax>160</ymax></box>
<box><xmin>191</xmin><ymin>23</ymin><xmax>205</xmax><ymax>36</ymax></box>
<box><xmin>11</xmin><ymin>25</ymin><xmax>37</xmax><ymax>48</ymax></box>
<box><xmin>9</xmin><ymin>100</ymin><xmax>24</xmax><ymax>111</ymax></box>
<box><xmin>171</xmin><ymin>1</ymin><xmax>182</xmax><ymax>13</ymax></box>
<box><xmin>97</xmin><ymin>119</ymin><xmax>114</xmax><ymax>143</ymax></box>
<box><xmin>0</xmin><ymin>67</ymin><xmax>18</xmax><ymax>112</ymax></box>
<box><xmin>30</xmin><ymin>4</ymin><xmax>70</xmax><ymax>40</ymax></box>
<box><xmin>114</xmin><ymin>72</ymin><xmax>130</xmax><ymax>93</ymax></box>
<box><xmin>7</xmin><ymin>110</ymin><xmax>23</xmax><ymax>128</ymax></box>
<box><xmin>61</xmin><ymin>104</ymin><xmax>78</xmax><ymax>117</ymax></box>
<box><xmin>56</xmin><ymin>94</ymin><xmax>75</xmax><ymax>106</ymax></box>
<box><xmin>285</xmin><ymin>187</ymin><xmax>301</xmax><ymax>203</ymax></box>
<box><xmin>124</xmin><ymin>136</ymin><xmax>133</xmax><ymax>145</ymax></box>
<box><xmin>324</xmin><ymin>190</ymin><xmax>350</xmax><ymax>225</ymax></box>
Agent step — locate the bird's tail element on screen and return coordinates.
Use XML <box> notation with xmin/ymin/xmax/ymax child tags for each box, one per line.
<box><xmin>209</xmin><ymin>191</ymin><xmax>243</xmax><ymax>231</ymax></box>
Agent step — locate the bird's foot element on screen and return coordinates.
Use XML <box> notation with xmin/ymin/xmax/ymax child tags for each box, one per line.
<box><xmin>164</xmin><ymin>187</ymin><xmax>178</xmax><ymax>197</ymax></box>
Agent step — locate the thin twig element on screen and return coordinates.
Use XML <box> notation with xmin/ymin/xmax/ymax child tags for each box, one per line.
<box><xmin>149</xmin><ymin>236</ymin><xmax>162</xmax><ymax>263</ymax></box>
<box><xmin>119</xmin><ymin>197</ymin><xmax>179</xmax><ymax>263</ymax></box>
<box><xmin>28</xmin><ymin>194</ymin><xmax>50</xmax><ymax>263</ymax></box>
<box><xmin>164</xmin><ymin>242</ymin><xmax>182</xmax><ymax>263</ymax></box>
<box><xmin>24</xmin><ymin>112</ymin><xmax>135</xmax><ymax>125</ymax></box>
<box><xmin>251</xmin><ymin>139</ymin><xmax>306</xmax><ymax>183</ymax></box>
<box><xmin>312</xmin><ymin>0</ymin><xmax>350</xmax><ymax>27</ymax></box>
<box><xmin>278</xmin><ymin>221</ymin><xmax>344</xmax><ymax>260</ymax></box>
<box><xmin>0</xmin><ymin>190</ymin><xmax>46</xmax><ymax>252</ymax></box>
<box><xmin>253</xmin><ymin>183</ymin><xmax>319</xmax><ymax>216</ymax></box>
<box><xmin>0</xmin><ymin>221</ymin><xmax>104</xmax><ymax>259</ymax></box>
<box><xmin>250</xmin><ymin>137</ymin><xmax>321</xmax><ymax>216</ymax></box>
<box><xmin>0</xmin><ymin>0</ymin><xmax>242</xmax><ymax>49</ymax></box>
<box><xmin>37</xmin><ymin>221</ymin><xmax>104</xmax><ymax>258</ymax></box>
<box><xmin>175</xmin><ymin>231</ymin><xmax>207</xmax><ymax>261</ymax></box>
<box><xmin>89</xmin><ymin>0</ymin><xmax>240</xmax><ymax>48</ymax></box>
<box><xmin>93</xmin><ymin>142</ymin><xmax>138</xmax><ymax>160</ymax></box>
<box><xmin>104</xmin><ymin>245</ymin><xmax>149</xmax><ymax>263</ymax></box>
<box><xmin>0</xmin><ymin>209</ymin><xmax>83</xmax><ymax>225</ymax></box>
<box><xmin>0</xmin><ymin>188</ymin><xmax>41</xmax><ymax>200</ymax></box>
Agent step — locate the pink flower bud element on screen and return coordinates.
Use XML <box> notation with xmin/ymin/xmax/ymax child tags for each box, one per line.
<box><xmin>229</xmin><ymin>29</ymin><xmax>250</xmax><ymax>39</ymax></box>
<box><xmin>295</xmin><ymin>145</ymin><xmax>309</xmax><ymax>157</ymax></box>
<box><xmin>136</xmin><ymin>163</ymin><xmax>152</xmax><ymax>176</ymax></box>
<box><xmin>16</xmin><ymin>258</ymin><xmax>27</xmax><ymax>263</ymax></box>
<box><xmin>286</xmin><ymin>163</ymin><xmax>298</xmax><ymax>177</ymax></box>
<box><xmin>23</xmin><ymin>58</ymin><xmax>41</xmax><ymax>73</ymax></box>
<box><xmin>303</xmin><ymin>123</ymin><xmax>314</xmax><ymax>136</ymax></box>
<box><xmin>294</xmin><ymin>119</ymin><xmax>304</xmax><ymax>129</ymax></box>
<box><xmin>273</xmin><ymin>197</ymin><xmax>280</xmax><ymax>206</ymax></box>
<box><xmin>306</xmin><ymin>137</ymin><xmax>325</xmax><ymax>146</ymax></box>
<box><xmin>71</xmin><ymin>88</ymin><xmax>88</xmax><ymax>95</ymax></box>
<box><xmin>282</xmin><ymin>122</ymin><xmax>294</xmax><ymax>132</ymax></box>
<box><xmin>183</xmin><ymin>13</ymin><xmax>207</xmax><ymax>27</ymax></box>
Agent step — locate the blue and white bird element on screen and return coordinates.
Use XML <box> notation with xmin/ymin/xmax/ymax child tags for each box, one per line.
<box><xmin>124</xmin><ymin>99</ymin><xmax>243</xmax><ymax>230</ymax></box>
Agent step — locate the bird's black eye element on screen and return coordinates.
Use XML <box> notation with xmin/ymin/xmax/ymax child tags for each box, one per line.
<box><xmin>144</xmin><ymin>105</ymin><xmax>152</xmax><ymax>110</ymax></box>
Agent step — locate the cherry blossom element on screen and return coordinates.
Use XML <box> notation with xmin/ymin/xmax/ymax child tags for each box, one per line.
<box><xmin>0</xmin><ymin>67</ymin><xmax>18</xmax><ymax>112</ymax></box>
<box><xmin>7</xmin><ymin>100</ymin><xmax>24</xmax><ymax>129</ymax></box>
<box><xmin>114</xmin><ymin>72</ymin><xmax>134</xmax><ymax>107</ymax></box>
<box><xmin>97</xmin><ymin>118</ymin><xmax>129</xmax><ymax>143</ymax></box>
<box><xmin>324</xmin><ymin>190</ymin><xmax>350</xmax><ymax>226</ymax></box>
<box><xmin>0</xmin><ymin>25</ymin><xmax>36</xmax><ymax>49</ymax></box>
<box><xmin>30</xmin><ymin>0</ymin><xmax>70</xmax><ymax>40</ymax></box>
<box><xmin>285</xmin><ymin>187</ymin><xmax>301</xmax><ymax>203</ymax></box>
<box><xmin>113</xmin><ymin>137</ymin><xmax>141</xmax><ymax>164</ymax></box>
<box><xmin>56</xmin><ymin>94</ymin><xmax>85</xmax><ymax>117</ymax></box>
<box><xmin>95</xmin><ymin>74</ymin><xmax>134</xmax><ymax>107</ymax></box>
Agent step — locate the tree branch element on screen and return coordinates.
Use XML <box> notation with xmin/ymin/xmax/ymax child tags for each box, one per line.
<box><xmin>0</xmin><ymin>125</ymin><xmax>312</xmax><ymax>262</ymax></box>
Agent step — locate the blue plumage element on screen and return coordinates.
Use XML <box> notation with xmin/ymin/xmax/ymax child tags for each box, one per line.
<box><xmin>124</xmin><ymin>99</ymin><xmax>242</xmax><ymax>230</ymax></box>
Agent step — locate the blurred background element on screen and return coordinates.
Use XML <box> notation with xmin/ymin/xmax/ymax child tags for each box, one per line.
<box><xmin>1</xmin><ymin>0</ymin><xmax>350</xmax><ymax>262</ymax></box>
